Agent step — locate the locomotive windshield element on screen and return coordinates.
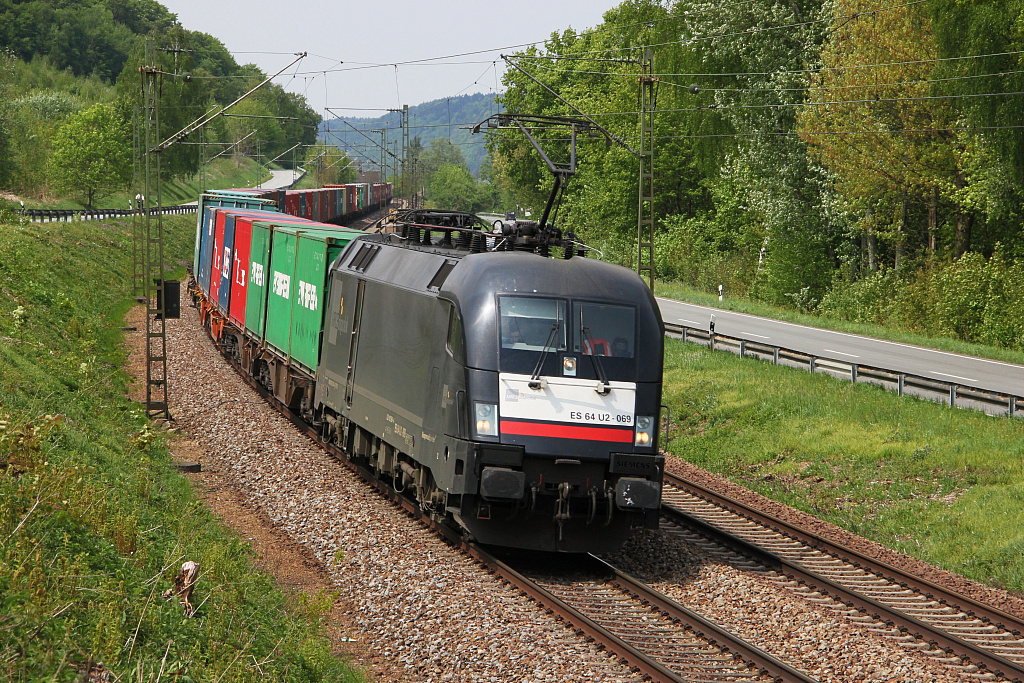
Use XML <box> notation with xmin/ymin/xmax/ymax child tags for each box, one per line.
<box><xmin>499</xmin><ymin>296</ymin><xmax>567</xmax><ymax>351</ymax></box>
<box><xmin>573</xmin><ymin>302</ymin><xmax>635</xmax><ymax>359</ymax></box>
<box><xmin>498</xmin><ymin>295</ymin><xmax>637</xmax><ymax>378</ymax></box>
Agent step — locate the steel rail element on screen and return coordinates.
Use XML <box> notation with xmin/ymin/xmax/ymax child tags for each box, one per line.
<box><xmin>589</xmin><ymin>556</ymin><xmax>817</xmax><ymax>683</ymax></box>
<box><xmin>663</xmin><ymin>471</ymin><xmax>1024</xmax><ymax>682</ymax></box>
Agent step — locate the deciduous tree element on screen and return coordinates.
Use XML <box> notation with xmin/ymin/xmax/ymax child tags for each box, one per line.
<box><xmin>799</xmin><ymin>0</ymin><xmax>959</xmax><ymax>264</ymax></box>
<box><xmin>49</xmin><ymin>102</ymin><xmax>130</xmax><ymax>208</ymax></box>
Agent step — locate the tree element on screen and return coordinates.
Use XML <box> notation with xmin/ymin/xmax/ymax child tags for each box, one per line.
<box><xmin>304</xmin><ymin>145</ymin><xmax>356</xmax><ymax>186</ymax></box>
<box><xmin>49</xmin><ymin>102</ymin><xmax>130</xmax><ymax>208</ymax></box>
<box><xmin>930</xmin><ymin>0</ymin><xmax>1024</xmax><ymax>256</ymax></box>
<box><xmin>116</xmin><ymin>27</ymin><xmax>207</xmax><ymax>180</ymax></box>
<box><xmin>799</xmin><ymin>0</ymin><xmax>957</xmax><ymax>267</ymax></box>
<box><xmin>427</xmin><ymin>163</ymin><xmax>482</xmax><ymax>212</ymax></box>
<box><xmin>0</xmin><ymin>50</ymin><xmax>14</xmax><ymax>189</ymax></box>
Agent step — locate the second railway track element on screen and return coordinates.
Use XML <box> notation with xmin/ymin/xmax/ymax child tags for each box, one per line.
<box><xmin>661</xmin><ymin>471</ymin><xmax>1024</xmax><ymax>682</ymax></box>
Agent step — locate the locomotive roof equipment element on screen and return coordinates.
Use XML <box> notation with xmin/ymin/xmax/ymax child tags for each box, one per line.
<box><xmin>471</xmin><ymin>113</ymin><xmax>609</xmax><ymax>255</ymax></box>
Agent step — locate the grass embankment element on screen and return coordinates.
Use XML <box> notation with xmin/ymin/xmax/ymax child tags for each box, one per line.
<box><xmin>19</xmin><ymin>157</ymin><xmax>272</xmax><ymax>210</ymax></box>
<box><xmin>656</xmin><ymin>280</ymin><xmax>1024</xmax><ymax>367</ymax></box>
<box><xmin>289</xmin><ymin>173</ymin><xmax>319</xmax><ymax>191</ymax></box>
<box><xmin>664</xmin><ymin>338</ymin><xmax>1024</xmax><ymax>593</ymax></box>
<box><xmin>0</xmin><ymin>216</ymin><xmax>363</xmax><ymax>681</ymax></box>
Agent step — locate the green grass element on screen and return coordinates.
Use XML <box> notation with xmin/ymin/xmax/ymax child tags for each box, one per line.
<box><xmin>0</xmin><ymin>215</ymin><xmax>364</xmax><ymax>682</ymax></box>
<box><xmin>656</xmin><ymin>279</ymin><xmax>1024</xmax><ymax>367</ymax></box>
<box><xmin>663</xmin><ymin>337</ymin><xmax>1024</xmax><ymax>593</ymax></box>
<box><xmin>20</xmin><ymin>157</ymin><xmax>271</xmax><ymax>210</ymax></box>
<box><xmin>290</xmin><ymin>173</ymin><xmax>319</xmax><ymax>191</ymax></box>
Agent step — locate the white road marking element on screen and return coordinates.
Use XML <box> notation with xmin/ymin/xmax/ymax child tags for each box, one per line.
<box><xmin>824</xmin><ymin>349</ymin><xmax>859</xmax><ymax>358</ymax></box>
<box><xmin>932</xmin><ymin>371</ymin><xmax>977</xmax><ymax>382</ymax></box>
<box><xmin>678</xmin><ymin>319</ymin><xmax>702</xmax><ymax>326</ymax></box>
<box><xmin>656</xmin><ymin>297</ymin><xmax>1024</xmax><ymax>371</ymax></box>
<box><xmin>747</xmin><ymin>333</ymin><xmax>770</xmax><ymax>339</ymax></box>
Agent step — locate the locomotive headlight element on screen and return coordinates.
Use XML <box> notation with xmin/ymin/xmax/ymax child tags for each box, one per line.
<box><xmin>634</xmin><ymin>416</ymin><xmax>654</xmax><ymax>446</ymax></box>
<box><xmin>475</xmin><ymin>402</ymin><xmax>499</xmax><ymax>437</ymax></box>
<box><xmin>563</xmin><ymin>356</ymin><xmax>577</xmax><ymax>376</ymax></box>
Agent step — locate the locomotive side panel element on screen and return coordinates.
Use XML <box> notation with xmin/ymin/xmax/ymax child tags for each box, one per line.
<box><xmin>345</xmin><ymin>279</ymin><xmax>441</xmax><ymax>461</ymax></box>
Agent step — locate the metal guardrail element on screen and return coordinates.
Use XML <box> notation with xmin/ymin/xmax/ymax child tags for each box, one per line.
<box><xmin>665</xmin><ymin>321</ymin><xmax>1023</xmax><ymax>417</ymax></box>
<box><xmin>19</xmin><ymin>204</ymin><xmax>197</xmax><ymax>222</ymax></box>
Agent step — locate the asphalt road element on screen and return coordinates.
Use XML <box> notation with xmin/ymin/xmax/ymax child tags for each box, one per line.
<box><xmin>656</xmin><ymin>297</ymin><xmax>1024</xmax><ymax>399</ymax></box>
<box><xmin>260</xmin><ymin>168</ymin><xmax>301</xmax><ymax>190</ymax></box>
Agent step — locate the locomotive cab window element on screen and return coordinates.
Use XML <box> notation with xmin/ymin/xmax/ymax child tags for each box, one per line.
<box><xmin>446</xmin><ymin>304</ymin><xmax>466</xmax><ymax>363</ymax></box>
<box><xmin>574</xmin><ymin>302</ymin><xmax>635</xmax><ymax>358</ymax></box>
<box><xmin>499</xmin><ymin>296</ymin><xmax>567</xmax><ymax>351</ymax></box>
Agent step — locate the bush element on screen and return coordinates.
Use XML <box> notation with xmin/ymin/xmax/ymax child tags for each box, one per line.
<box><xmin>655</xmin><ymin>214</ymin><xmax>756</xmax><ymax>296</ymax></box>
<box><xmin>818</xmin><ymin>246</ymin><xmax>1024</xmax><ymax>351</ymax></box>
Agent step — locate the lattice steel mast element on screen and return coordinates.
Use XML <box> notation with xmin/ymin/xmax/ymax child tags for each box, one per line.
<box><xmin>637</xmin><ymin>49</ymin><xmax>658</xmax><ymax>292</ymax></box>
<box><xmin>140</xmin><ymin>39</ymin><xmax>169</xmax><ymax>419</ymax></box>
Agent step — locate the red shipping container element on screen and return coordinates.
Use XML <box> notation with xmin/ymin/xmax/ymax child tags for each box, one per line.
<box><xmin>285</xmin><ymin>192</ymin><xmax>299</xmax><ymax>217</ymax></box>
<box><xmin>210</xmin><ymin>210</ymin><xmax>227</xmax><ymax>302</ymax></box>
<box><xmin>229</xmin><ymin>216</ymin><xmax>254</xmax><ymax>327</ymax></box>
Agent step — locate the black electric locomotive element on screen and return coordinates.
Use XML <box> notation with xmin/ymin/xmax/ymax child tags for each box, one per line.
<box><xmin>313</xmin><ymin>213</ymin><xmax>664</xmax><ymax>553</ymax></box>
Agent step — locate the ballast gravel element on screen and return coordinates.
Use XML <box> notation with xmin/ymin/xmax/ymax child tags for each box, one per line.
<box><xmin>152</xmin><ymin>299</ymin><xmax>1015</xmax><ymax>682</ymax></box>
<box><xmin>607</xmin><ymin>531</ymin><xmax>981</xmax><ymax>683</ymax></box>
<box><xmin>161</xmin><ymin>304</ymin><xmax>644</xmax><ymax>683</ymax></box>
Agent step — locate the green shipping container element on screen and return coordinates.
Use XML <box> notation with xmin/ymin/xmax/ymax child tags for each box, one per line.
<box><xmin>264</xmin><ymin>225</ymin><xmax>363</xmax><ymax>374</ymax></box>
<box><xmin>245</xmin><ymin>219</ymin><xmax>341</xmax><ymax>341</ymax></box>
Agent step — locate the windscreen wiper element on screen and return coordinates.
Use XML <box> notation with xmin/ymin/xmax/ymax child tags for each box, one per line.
<box><xmin>529</xmin><ymin>321</ymin><xmax>561</xmax><ymax>390</ymax></box>
<box><xmin>581</xmin><ymin>325</ymin><xmax>611</xmax><ymax>395</ymax></box>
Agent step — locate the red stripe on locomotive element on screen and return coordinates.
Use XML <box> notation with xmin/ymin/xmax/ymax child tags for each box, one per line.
<box><xmin>500</xmin><ymin>420</ymin><xmax>633</xmax><ymax>443</ymax></box>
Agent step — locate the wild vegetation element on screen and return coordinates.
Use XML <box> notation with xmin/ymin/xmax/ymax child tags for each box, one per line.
<box><xmin>0</xmin><ymin>0</ymin><xmax>319</xmax><ymax>208</ymax></box>
<box><xmin>492</xmin><ymin>0</ymin><xmax>1024</xmax><ymax>352</ymax></box>
<box><xmin>0</xmin><ymin>213</ymin><xmax>363</xmax><ymax>682</ymax></box>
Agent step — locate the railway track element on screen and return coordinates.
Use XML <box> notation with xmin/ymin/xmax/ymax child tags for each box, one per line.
<box><xmin>490</xmin><ymin>551</ymin><xmax>816</xmax><ymax>683</ymax></box>
<box><xmin>662</xmin><ymin>471</ymin><xmax>1024</xmax><ymax>682</ymax></box>
<box><xmin>208</xmin><ymin>321</ymin><xmax>816</xmax><ymax>682</ymax></box>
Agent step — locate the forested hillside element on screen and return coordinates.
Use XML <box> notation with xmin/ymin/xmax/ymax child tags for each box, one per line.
<box><xmin>0</xmin><ymin>0</ymin><xmax>319</xmax><ymax>207</ymax></box>
<box><xmin>322</xmin><ymin>93</ymin><xmax>499</xmax><ymax>176</ymax></box>
<box><xmin>495</xmin><ymin>0</ymin><xmax>1024</xmax><ymax>351</ymax></box>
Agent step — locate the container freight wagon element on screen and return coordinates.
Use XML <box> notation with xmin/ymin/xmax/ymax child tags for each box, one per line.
<box><xmin>242</xmin><ymin>219</ymin><xmax>352</xmax><ymax>342</ymax></box>
<box><xmin>198</xmin><ymin>181</ymin><xmax>394</xmax><ymax>255</ymax></box>
<box><xmin>260</xmin><ymin>225</ymin><xmax>364</xmax><ymax>373</ymax></box>
<box><xmin>200</xmin><ymin>207</ymin><xmax>282</xmax><ymax>299</ymax></box>
<box><xmin>194</xmin><ymin>217</ymin><xmax>366</xmax><ymax>413</ymax></box>
<box><xmin>226</xmin><ymin>213</ymin><xmax>322</xmax><ymax>329</ymax></box>
<box><xmin>194</xmin><ymin>192</ymin><xmax>277</xmax><ymax>281</ymax></box>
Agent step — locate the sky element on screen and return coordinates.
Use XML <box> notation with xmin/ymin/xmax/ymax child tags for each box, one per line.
<box><xmin>160</xmin><ymin>0</ymin><xmax>614</xmax><ymax>117</ymax></box>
